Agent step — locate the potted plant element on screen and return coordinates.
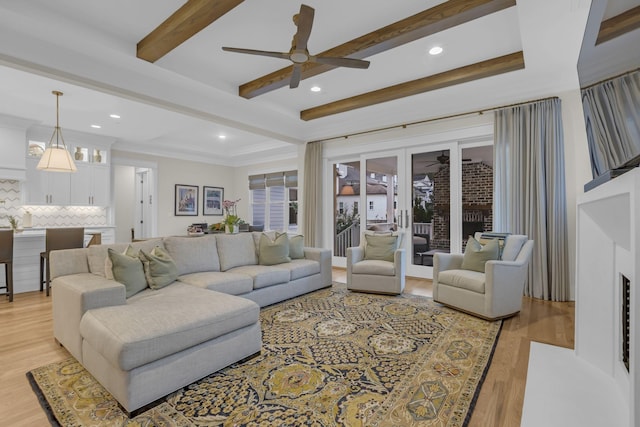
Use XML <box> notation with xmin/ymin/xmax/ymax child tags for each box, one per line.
<box><xmin>222</xmin><ymin>199</ymin><xmax>242</xmax><ymax>233</ymax></box>
<box><xmin>7</xmin><ymin>215</ymin><xmax>21</xmax><ymax>233</ymax></box>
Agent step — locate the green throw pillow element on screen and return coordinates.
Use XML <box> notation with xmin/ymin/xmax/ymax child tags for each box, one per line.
<box><xmin>259</xmin><ymin>232</ymin><xmax>291</xmax><ymax>266</ymax></box>
<box><xmin>364</xmin><ymin>234</ymin><xmax>397</xmax><ymax>262</ymax></box>
<box><xmin>461</xmin><ymin>236</ymin><xmax>500</xmax><ymax>272</ymax></box>
<box><xmin>139</xmin><ymin>246</ymin><xmax>179</xmax><ymax>290</ymax></box>
<box><xmin>105</xmin><ymin>244</ymin><xmax>140</xmax><ymax>280</ymax></box>
<box><xmin>289</xmin><ymin>234</ymin><xmax>305</xmax><ymax>259</ymax></box>
<box><xmin>108</xmin><ymin>247</ymin><xmax>148</xmax><ymax>298</ymax></box>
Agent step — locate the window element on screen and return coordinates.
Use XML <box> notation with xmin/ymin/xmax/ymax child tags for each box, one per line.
<box><xmin>369</xmin><ymin>201</ymin><xmax>374</xmax><ymax>210</ymax></box>
<box><xmin>249</xmin><ymin>170</ymin><xmax>298</xmax><ymax>232</ymax></box>
<box><xmin>289</xmin><ymin>188</ymin><xmax>298</xmax><ymax>228</ymax></box>
<box><xmin>339</xmin><ymin>201</ymin><xmax>344</xmax><ymax>214</ymax></box>
<box><xmin>353</xmin><ymin>201</ymin><xmax>359</xmax><ymax>214</ymax></box>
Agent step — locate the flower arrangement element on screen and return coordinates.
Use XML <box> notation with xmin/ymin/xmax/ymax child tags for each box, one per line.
<box><xmin>1</xmin><ymin>214</ymin><xmax>21</xmax><ymax>232</ymax></box>
<box><xmin>222</xmin><ymin>199</ymin><xmax>242</xmax><ymax>233</ymax></box>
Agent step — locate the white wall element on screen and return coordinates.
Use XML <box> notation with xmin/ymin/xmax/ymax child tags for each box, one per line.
<box><xmin>112</xmin><ymin>150</ymin><xmax>238</xmax><ymax>237</ymax></box>
<box><xmin>558</xmin><ymin>88</ymin><xmax>592</xmax><ymax>301</ymax></box>
<box><xmin>0</xmin><ymin>125</ymin><xmax>27</xmax><ymax>180</ymax></box>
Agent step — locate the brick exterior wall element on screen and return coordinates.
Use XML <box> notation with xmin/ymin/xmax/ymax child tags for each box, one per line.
<box><xmin>431</xmin><ymin>162</ymin><xmax>493</xmax><ymax>250</ymax></box>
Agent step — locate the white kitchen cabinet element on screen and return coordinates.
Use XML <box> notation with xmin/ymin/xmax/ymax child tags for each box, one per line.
<box><xmin>24</xmin><ymin>137</ymin><xmax>111</xmax><ymax>206</ymax></box>
<box><xmin>69</xmin><ymin>163</ymin><xmax>110</xmax><ymax>206</ymax></box>
<box><xmin>91</xmin><ymin>165</ymin><xmax>110</xmax><ymax>206</ymax></box>
<box><xmin>24</xmin><ymin>158</ymin><xmax>71</xmax><ymax>205</ymax></box>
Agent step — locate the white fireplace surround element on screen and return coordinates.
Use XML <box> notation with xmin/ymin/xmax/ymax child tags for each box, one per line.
<box><xmin>522</xmin><ymin>167</ymin><xmax>639</xmax><ymax>426</ymax></box>
<box><xmin>575</xmin><ymin>167</ymin><xmax>638</xmax><ymax>426</ymax></box>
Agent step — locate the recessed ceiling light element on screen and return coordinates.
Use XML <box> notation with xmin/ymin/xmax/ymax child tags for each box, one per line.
<box><xmin>91</xmin><ymin>124</ymin><xmax>101</xmax><ymax>129</ymax></box>
<box><xmin>310</xmin><ymin>86</ymin><xmax>322</xmax><ymax>92</ymax></box>
<box><xmin>218</xmin><ymin>134</ymin><xmax>226</xmax><ymax>140</ymax></box>
<box><xmin>429</xmin><ymin>46</ymin><xmax>443</xmax><ymax>55</ymax></box>
<box><xmin>109</xmin><ymin>114</ymin><xmax>121</xmax><ymax>119</ymax></box>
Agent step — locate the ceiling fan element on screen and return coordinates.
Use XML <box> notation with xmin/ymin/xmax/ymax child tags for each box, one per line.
<box><xmin>222</xmin><ymin>4</ymin><xmax>370</xmax><ymax>89</ymax></box>
<box><xmin>424</xmin><ymin>151</ymin><xmax>472</xmax><ymax>167</ymax></box>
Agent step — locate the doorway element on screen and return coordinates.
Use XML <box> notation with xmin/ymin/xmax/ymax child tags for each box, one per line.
<box><xmin>134</xmin><ymin>168</ymin><xmax>153</xmax><ymax>240</ymax></box>
<box><xmin>112</xmin><ymin>158</ymin><xmax>157</xmax><ymax>242</ymax></box>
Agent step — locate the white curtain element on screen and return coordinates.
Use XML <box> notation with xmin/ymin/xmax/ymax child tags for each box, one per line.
<box><xmin>303</xmin><ymin>142</ymin><xmax>323</xmax><ymax>247</ymax></box>
<box><xmin>494</xmin><ymin>98</ymin><xmax>570</xmax><ymax>301</ymax></box>
<box><xmin>582</xmin><ymin>69</ymin><xmax>640</xmax><ymax>177</ymax></box>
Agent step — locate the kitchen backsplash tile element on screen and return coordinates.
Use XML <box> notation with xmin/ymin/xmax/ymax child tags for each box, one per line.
<box><xmin>0</xmin><ymin>179</ymin><xmax>108</xmax><ymax>227</ymax></box>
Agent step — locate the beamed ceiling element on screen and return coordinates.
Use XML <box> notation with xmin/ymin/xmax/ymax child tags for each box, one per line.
<box><xmin>0</xmin><ymin>0</ymin><xmax>637</xmax><ymax>165</ymax></box>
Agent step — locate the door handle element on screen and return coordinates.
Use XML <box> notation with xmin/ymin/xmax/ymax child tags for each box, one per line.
<box><xmin>405</xmin><ymin>210</ymin><xmax>410</xmax><ymax>229</ymax></box>
<box><xmin>398</xmin><ymin>210</ymin><xmax>403</xmax><ymax>228</ymax></box>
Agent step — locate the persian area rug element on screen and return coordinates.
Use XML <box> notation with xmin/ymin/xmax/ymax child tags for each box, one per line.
<box><xmin>28</xmin><ymin>287</ymin><xmax>501</xmax><ymax>426</ymax></box>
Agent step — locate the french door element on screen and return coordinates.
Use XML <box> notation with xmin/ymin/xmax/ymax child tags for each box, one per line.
<box><xmin>329</xmin><ymin>142</ymin><xmax>493</xmax><ymax>279</ymax></box>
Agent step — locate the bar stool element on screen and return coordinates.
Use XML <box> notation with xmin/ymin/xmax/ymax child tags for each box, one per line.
<box><xmin>40</xmin><ymin>227</ymin><xmax>85</xmax><ymax>296</ymax></box>
<box><xmin>0</xmin><ymin>230</ymin><xmax>14</xmax><ymax>302</ymax></box>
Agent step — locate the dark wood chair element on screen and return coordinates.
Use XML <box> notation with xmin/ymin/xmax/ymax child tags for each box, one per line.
<box><xmin>40</xmin><ymin>227</ymin><xmax>85</xmax><ymax>296</ymax></box>
<box><xmin>0</xmin><ymin>230</ymin><xmax>14</xmax><ymax>302</ymax></box>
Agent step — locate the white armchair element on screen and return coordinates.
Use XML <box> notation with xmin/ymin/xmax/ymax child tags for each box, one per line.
<box><xmin>433</xmin><ymin>233</ymin><xmax>534</xmax><ymax>320</ymax></box>
<box><xmin>347</xmin><ymin>232</ymin><xmax>405</xmax><ymax>295</ymax></box>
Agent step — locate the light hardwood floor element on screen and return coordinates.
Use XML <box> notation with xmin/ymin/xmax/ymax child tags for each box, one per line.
<box><xmin>0</xmin><ymin>269</ymin><xmax>574</xmax><ymax>427</ymax></box>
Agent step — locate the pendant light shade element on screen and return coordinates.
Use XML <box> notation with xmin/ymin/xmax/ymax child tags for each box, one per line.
<box><xmin>37</xmin><ymin>91</ymin><xmax>77</xmax><ymax>173</ymax></box>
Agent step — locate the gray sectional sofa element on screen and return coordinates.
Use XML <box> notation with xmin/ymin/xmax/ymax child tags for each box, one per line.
<box><xmin>50</xmin><ymin>232</ymin><xmax>331</xmax><ymax>413</ymax></box>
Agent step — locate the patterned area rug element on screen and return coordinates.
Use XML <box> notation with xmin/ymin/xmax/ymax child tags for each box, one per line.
<box><xmin>28</xmin><ymin>287</ymin><xmax>501</xmax><ymax>426</ymax></box>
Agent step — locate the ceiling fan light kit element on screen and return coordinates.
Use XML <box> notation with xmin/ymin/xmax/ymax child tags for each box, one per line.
<box><xmin>222</xmin><ymin>4</ymin><xmax>370</xmax><ymax>89</ymax></box>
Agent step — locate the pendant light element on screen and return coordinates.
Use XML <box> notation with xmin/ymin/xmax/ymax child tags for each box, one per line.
<box><xmin>37</xmin><ymin>90</ymin><xmax>77</xmax><ymax>173</ymax></box>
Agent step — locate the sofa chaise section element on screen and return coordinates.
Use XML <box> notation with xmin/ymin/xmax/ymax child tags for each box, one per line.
<box><xmin>79</xmin><ymin>283</ymin><xmax>260</xmax><ymax>413</ymax></box>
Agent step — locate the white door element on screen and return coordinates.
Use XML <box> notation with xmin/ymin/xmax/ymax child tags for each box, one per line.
<box><xmin>134</xmin><ymin>168</ymin><xmax>152</xmax><ymax>239</ymax></box>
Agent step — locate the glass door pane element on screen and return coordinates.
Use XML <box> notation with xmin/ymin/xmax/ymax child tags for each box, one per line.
<box><xmin>411</xmin><ymin>150</ymin><xmax>450</xmax><ymax>267</ymax></box>
<box><xmin>460</xmin><ymin>145</ymin><xmax>494</xmax><ymax>249</ymax></box>
<box><xmin>333</xmin><ymin>161</ymin><xmax>361</xmax><ymax>257</ymax></box>
<box><xmin>365</xmin><ymin>156</ymin><xmax>398</xmax><ymax>232</ymax></box>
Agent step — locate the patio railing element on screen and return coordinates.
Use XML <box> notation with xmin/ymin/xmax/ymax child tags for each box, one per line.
<box><xmin>334</xmin><ymin>222</ymin><xmax>432</xmax><ymax>257</ymax></box>
<box><xmin>334</xmin><ymin>223</ymin><xmax>360</xmax><ymax>257</ymax></box>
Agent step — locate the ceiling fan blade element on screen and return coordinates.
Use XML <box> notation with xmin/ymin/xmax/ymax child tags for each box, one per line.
<box><xmin>312</xmin><ymin>56</ymin><xmax>370</xmax><ymax>69</ymax></box>
<box><xmin>293</xmin><ymin>4</ymin><xmax>314</xmax><ymax>51</ymax></box>
<box><xmin>290</xmin><ymin>64</ymin><xmax>302</xmax><ymax>88</ymax></box>
<box><xmin>222</xmin><ymin>47</ymin><xmax>290</xmax><ymax>60</ymax></box>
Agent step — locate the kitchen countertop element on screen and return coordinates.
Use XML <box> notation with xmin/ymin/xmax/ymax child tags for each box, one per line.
<box><xmin>3</xmin><ymin>225</ymin><xmax>115</xmax><ymax>238</ymax></box>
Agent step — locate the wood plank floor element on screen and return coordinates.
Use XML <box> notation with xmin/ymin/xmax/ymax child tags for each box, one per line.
<box><xmin>0</xmin><ymin>269</ymin><xmax>574</xmax><ymax>426</ymax></box>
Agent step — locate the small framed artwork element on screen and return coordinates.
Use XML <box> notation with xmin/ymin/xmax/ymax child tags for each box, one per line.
<box><xmin>203</xmin><ymin>186</ymin><xmax>224</xmax><ymax>216</ymax></box>
<box><xmin>175</xmin><ymin>184</ymin><xmax>198</xmax><ymax>216</ymax></box>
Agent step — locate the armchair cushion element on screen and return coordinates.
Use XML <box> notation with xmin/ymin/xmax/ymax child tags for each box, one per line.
<box><xmin>363</xmin><ymin>234</ymin><xmax>397</xmax><ymax>262</ymax></box>
<box><xmin>352</xmin><ymin>259</ymin><xmax>395</xmax><ymax>276</ymax></box>
<box><xmin>461</xmin><ymin>237</ymin><xmax>499</xmax><ymax>272</ymax></box>
<box><xmin>437</xmin><ymin>269</ymin><xmax>486</xmax><ymax>294</ymax></box>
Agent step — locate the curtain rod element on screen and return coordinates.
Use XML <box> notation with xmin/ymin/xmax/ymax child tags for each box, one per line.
<box><xmin>308</xmin><ymin>95</ymin><xmax>559</xmax><ymax>144</ymax></box>
<box><xmin>581</xmin><ymin>67</ymin><xmax>640</xmax><ymax>91</ymax></box>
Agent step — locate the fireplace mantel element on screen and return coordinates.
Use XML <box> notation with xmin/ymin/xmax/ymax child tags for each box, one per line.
<box><xmin>522</xmin><ymin>167</ymin><xmax>639</xmax><ymax>427</ymax></box>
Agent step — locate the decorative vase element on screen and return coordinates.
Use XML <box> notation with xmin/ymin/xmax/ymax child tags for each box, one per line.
<box><xmin>225</xmin><ymin>224</ymin><xmax>239</xmax><ymax>234</ymax></box>
<box><xmin>94</xmin><ymin>149</ymin><xmax>102</xmax><ymax>163</ymax></box>
<box><xmin>74</xmin><ymin>147</ymin><xmax>84</xmax><ymax>161</ymax></box>
<box><xmin>23</xmin><ymin>211</ymin><xmax>32</xmax><ymax>228</ymax></box>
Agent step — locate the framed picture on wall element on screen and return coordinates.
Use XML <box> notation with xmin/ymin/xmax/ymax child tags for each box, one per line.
<box><xmin>175</xmin><ymin>184</ymin><xmax>198</xmax><ymax>216</ymax></box>
<box><xmin>203</xmin><ymin>186</ymin><xmax>224</xmax><ymax>216</ymax></box>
